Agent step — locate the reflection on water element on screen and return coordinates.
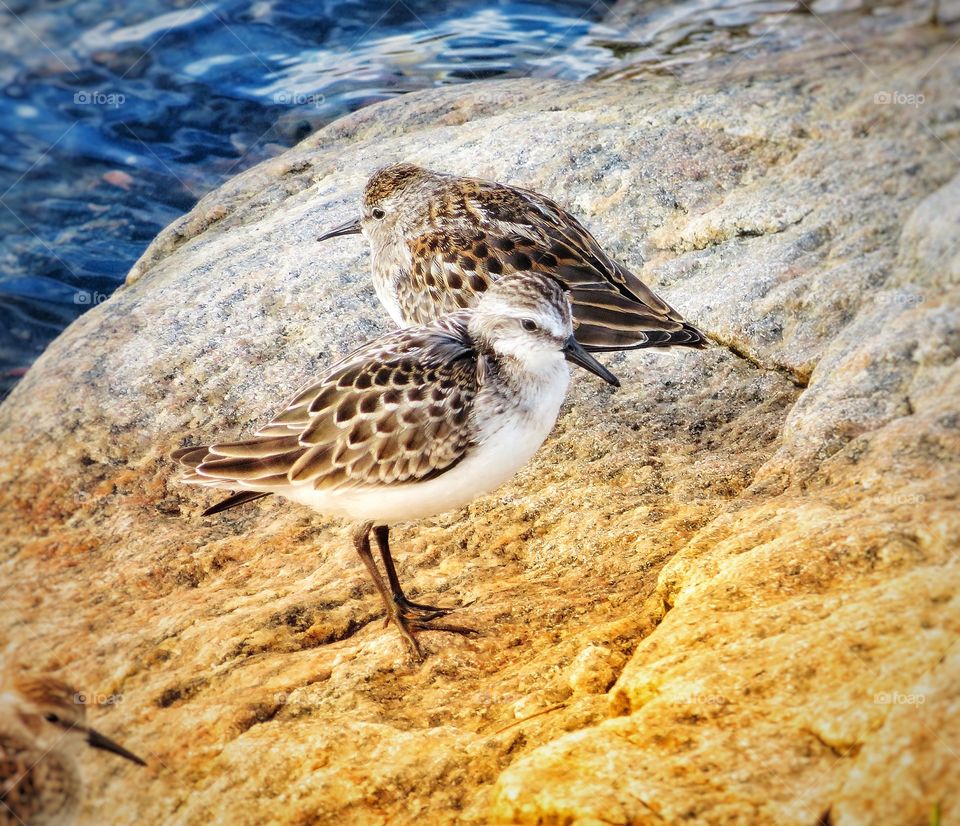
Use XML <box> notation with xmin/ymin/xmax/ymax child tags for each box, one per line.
<box><xmin>593</xmin><ymin>0</ymin><xmax>933</xmax><ymax>78</ymax></box>
<box><xmin>0</xmin><ymin>0</ymin><xmax>617</xmax><ymax>397</ymax></box>
<box><xmin>593</xmin><ymin>0</ymin><xmax>800</xmax><ymax>73</ymax></box>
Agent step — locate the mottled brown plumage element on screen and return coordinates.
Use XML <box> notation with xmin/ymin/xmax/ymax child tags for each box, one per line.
<box><xmin>318</xmin><ymin>163</ymin><xmax>706</xmax><ymax>351</ymax></box>
<box><xmin>175</xmin><ymin>315</ymin><xmax>479</xmax><ymax>493</ymax></box>
<box><xmin>0</xmin><ymin>674</ymin><xmax>145</xmax><ymax>826</ymax></box>
<box><xmin>173</xmin><ymin>273</ymin><xmax>619</xmax><ymax>658</ymax></box>
<box><xmin>1</xmin><ymin>733</ymin><xmax>77</xmax><ymax>826</ymax></box>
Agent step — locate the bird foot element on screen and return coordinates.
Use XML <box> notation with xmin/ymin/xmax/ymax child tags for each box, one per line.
<box><xmin>396</xmin><ymin>594</ymin><xmax>456</xmax><ymax>618</ymax></box>
<box><xmin>388</xmin><ymin>604</ymin><xmax>479</xmax><ymax>661</ymax></box>
<box><xmin>382</xmin><ymin>595</ymin><xmax>457</xmax><ymax>627</ymax></box>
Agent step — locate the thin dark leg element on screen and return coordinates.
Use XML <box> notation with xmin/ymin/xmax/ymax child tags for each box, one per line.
<box><xmin>373</xmin><ymin>524</ymin><xmax>404</xmax><ymax>598</ymax></box>
<box><xmin>352</xmin><ymin>523</ymin><xmax>477</xmax><ymax>659</ymax></box>
<box><xmin>352</xmin><ymin>522</ymin><xmax>422</xmax><ymax>658</ymax></box>
<box><xmin>373</xmin><ymin>525</ymin><xmax>452</xmax><ymax>617</ymax></box>
<box><xmin>353</xmin><ymin>522</ymin><xmax>477</xmax><ymax>660</ymax></box>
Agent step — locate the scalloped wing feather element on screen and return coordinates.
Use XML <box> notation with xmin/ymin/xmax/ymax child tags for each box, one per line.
<box><xmin>399</xmin><ymin>177</ymin><xmax>705</xmax><ymax>350</ymax></box>
<box><xmin>173</xmin><ymin>318</ymin><xmax>480</xmax><ymax>495</ymax></box>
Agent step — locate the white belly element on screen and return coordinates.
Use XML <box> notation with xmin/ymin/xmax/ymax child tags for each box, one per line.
<box><xmin>371</xmin><ymin>272</ymin><xmax>408</xmax><ymax>328</ymax></box>
<box><xmin>286</xmin><ymin>405</ymin><xmax>561</xmax><ymax>523</ymax></box>
<box><xmin>283</xmin><ymin>366</ymin><xmax>568</xmax><ymax>524</ymax></box>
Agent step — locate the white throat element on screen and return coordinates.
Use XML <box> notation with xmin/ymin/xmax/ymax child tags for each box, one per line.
<box><xmin>366</xmin><ymin>230</ymin><xmax>412</xmax><ymax>328</ymax></box>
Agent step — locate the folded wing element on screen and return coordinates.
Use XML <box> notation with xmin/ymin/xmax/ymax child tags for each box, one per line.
<box><xmin>404</xmin><ymin>178</ymin><xmax>707</xmax><ymax>351</ymax></box>
<box><xmin>173</xmin><ymin>321</ymin><xmax>481</xmax><ymax>501</ymax></box>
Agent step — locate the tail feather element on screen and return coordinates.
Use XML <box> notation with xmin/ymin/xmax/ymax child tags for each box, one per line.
<box><xmin>209</xmin><ymin>435</ymin><xmax>302</xmax><ymax>459</ymax></box>
<box><xmin>197</xmin><ymin>451</ymin><xmax>305</xmax><ymax>480</ymax></box>
<box><xmin>577</xmin><ymin>321</ymin><xmax>708</xmax><ymax>352</ymax></box>
<box><xmin>570</xmin><ymin>290</ymin><xmax>683</xmax><ymax>333</ymax></box>
<box><xmin>171</xmin><ymin>445</ymin><xmax>209</xmax><ymax>467</ymax></box>
<box><xmin>202</xmin><ymin>490</ymin><xmax>272</xmax><ymax>516</ymax></box>
<box><xmin>172</xmin><ymin>444</ymin><xmax>277</xmax><ymax>516</ymax></box>
<box><xmin>567</xmin><ymin>284</ymin><xmax>707</xmax><ymax>351</ymax></box>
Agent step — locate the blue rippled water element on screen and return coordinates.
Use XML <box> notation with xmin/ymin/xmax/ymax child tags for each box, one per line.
<box><xmin>0</xmin><ymin>0</ymin><xmax>617</xmax><ymax>398</ymax></box>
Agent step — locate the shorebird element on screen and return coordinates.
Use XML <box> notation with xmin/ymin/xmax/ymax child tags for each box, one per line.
<box><xmin>0</xmin><ymin>674</ymin><xmax>145</xmax><ymax>826</ymax></box>
<box><xmin>317</xmin><ymin>163</ymin><xmax>706</xmax><ymax>351</ymax></box>
<box><xmin>173</xmin><ymin>273</ymin><xmax>619</xmax><ymax>658</ymax></box>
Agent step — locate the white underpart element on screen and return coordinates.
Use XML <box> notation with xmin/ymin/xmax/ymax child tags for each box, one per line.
<box><xmin>366</xmin><ymin>227</ymin><xmax>413</xmax><ymax>328</ymax></box>
<box><xmin>371</xmin><ymin>273</ymin><xmax>407</xmax><ymax>328</ymax></box>
<box><xmin>288</xmin><ymin>358</ymin><xmax>567</xmax><ymax>524</ymax></box>
<box><xmin>198</xmin><ymin>357</ymin><xmax>570</xmax><ymax>526</ymax></box>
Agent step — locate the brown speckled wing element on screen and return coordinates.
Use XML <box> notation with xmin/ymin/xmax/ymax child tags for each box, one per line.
<box><xmin>405</xmin><ymin>229</ymin><xmax>496</xmax><ymax>321</ymax></box>
<box><xmin>177</xmin><ymin>316</ymin><xmax>480</xmax><ymax>492</ymax></box>
<box><xmin>403</xmin><ymin>177</ymin><xmax>706</xmax><ymax>350</ymax></box>
<box><xmin>0</xmin><ymin>735</ymin><xmax>74</xmax><ymax>826</ymax></box>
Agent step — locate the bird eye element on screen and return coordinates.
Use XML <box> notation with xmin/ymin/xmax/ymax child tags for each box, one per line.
<box><xmin>44</xmin><ymin>713</ymin><xmax>60</xmax><ymax>723</ymax></box>
<box><xmin>521</xmin><ymin>319</ymin><xmax>538</xmax><ymax>333</ymax></box>
<box><xmin>372</xmin><ymin>207</ymin><xmax>386</xmax><ymax>220</ymax></box>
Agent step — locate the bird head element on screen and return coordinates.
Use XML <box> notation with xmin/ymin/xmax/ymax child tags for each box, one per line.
<box><xmin>468</xmin><ymin>272</ymin><xmax>619</xmax><ymax>386</ymax></box>
<box><xmin>317</xmin><ymin>163</ymin><xmax>439</xmax><ymax>249</ymax></box>
<box><xmin>2</xmin><ymin>674</ymin><xmax>145</xmax><ymax>766</ymax></box>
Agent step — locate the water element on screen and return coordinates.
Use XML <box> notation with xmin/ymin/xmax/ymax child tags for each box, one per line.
<box><xmin>590</xmin><ymin>0</ymin><xmax>931</xmax><ymax>80</ymax></box>
<box><xmin>0</xmin><ymin>0</ymin><xmax>617</xmax><ymax>398</ymax></box>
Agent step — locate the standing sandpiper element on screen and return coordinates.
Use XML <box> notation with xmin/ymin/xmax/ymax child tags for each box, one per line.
<box><xmin>317</xmin><ymin>163</ymin><xmax>706</xmax><ymax>351</ymax></box>
<box><xmin>0</xmin><ymin>674</ymin><xmax>145</xmax><ymax>826</ymax></box>
<box><xmin>173</xmin><ymin>273</ymin><xmax>619</xmax><ymax>659</ymax></box>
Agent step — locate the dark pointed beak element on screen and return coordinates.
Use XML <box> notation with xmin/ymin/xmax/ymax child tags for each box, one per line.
<box><xmin>563</xmin><ymin>336</ymin><xmax>620</xmax><ymax>387</ymax></box>
<box><xmin>87</xmin><ymin>727</ymin><xmax>147</xmax><ymax>766</ymax></box>
<box><xmin>316</xmin><ymin>216</ymin><xmax>362</xmax><ymax>242</ymax></box>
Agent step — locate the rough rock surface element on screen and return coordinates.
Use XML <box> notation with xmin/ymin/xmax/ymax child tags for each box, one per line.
<box><xmin>1</xmin><ymin>10</ymin><xmax>958</xmax><ymax>826</ymax></box>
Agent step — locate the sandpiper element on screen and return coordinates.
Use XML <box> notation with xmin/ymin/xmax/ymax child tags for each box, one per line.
<box><xmin>173</xmin><ymin>273</ymin><xmax>619</xmax><ymax>659</ymax></box>
<box><xmin>317</xmin><ymin>163</ymin><xmax>706</xmax><ymax>351</ymax></box>
<box><xmin>0</xmin><ymin>674</ymin><xmax>145</xmax><ymax>826</ymax></box>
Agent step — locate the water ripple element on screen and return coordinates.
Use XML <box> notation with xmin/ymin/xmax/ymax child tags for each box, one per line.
<box><xmin>0</xmin><ymin>0</ymin><xmax>616</xmax><ymax>398</ymax></box>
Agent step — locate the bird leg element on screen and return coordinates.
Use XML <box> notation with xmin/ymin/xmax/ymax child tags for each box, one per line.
<box><xmin>352</xmin><ymin>523</ymin><xmax>476</xmax><ymax>660</ymax></box>
<box><xmin>373</xmin><ymin>524</ymin><xmax>453</xmax><ymax>618</ymax></box>
<box><xmin>353</xmin><ymin>522</ymin><xmax>422</xmax><ymax>657</ymax></box>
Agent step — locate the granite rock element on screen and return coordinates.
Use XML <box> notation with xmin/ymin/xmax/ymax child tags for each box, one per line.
<box><xmin>1</xmin><ymin>12</ymin><xmax>958</xmax><ymax>826</ymax></box>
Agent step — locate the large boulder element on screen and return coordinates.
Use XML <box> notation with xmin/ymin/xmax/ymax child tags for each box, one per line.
<box><xmin>1</xmin><ymin>13</ymin><xmax>957</xmax><ymax>826</ymax></box>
